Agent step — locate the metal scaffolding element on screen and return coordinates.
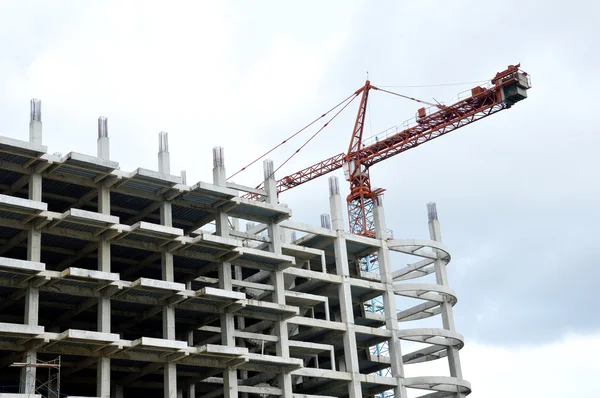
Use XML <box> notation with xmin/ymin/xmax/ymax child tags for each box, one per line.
<box><xmin>11</xmin><ymin>356</ymin><xmax>61</xmax><ymax>397</ymax></box>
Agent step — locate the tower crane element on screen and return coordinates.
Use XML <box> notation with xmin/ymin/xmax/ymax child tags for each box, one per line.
<box><xmin>236</xmin><ymin>64</ymin><xmax>530</xmax><ymax>396</ymax></box>
<box><xmin>244</xmin><ymin>64</ymin><xmax>531</xmax><ymax>239</ymax></box>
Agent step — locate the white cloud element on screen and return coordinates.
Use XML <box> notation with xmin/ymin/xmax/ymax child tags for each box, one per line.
<box><xmin>404</xmin><ymin>333</ymin><xmax>600</xmax><ymax>397</ymax></box>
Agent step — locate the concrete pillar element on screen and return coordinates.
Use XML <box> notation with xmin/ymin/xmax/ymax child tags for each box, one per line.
<box><xmin>184</xmin><ymin>283</ymin><xmax>197</xmax><ymax>396</ymax></box>
<box><xmin>234</xmin><ymin>262</ymin><xmax>249</xmax><ymax>398</ymax></box>
<box><xmin>158</xmin><ymin>133</ymin><xmax>177</xmax><ymax>398</ymax></box>
<box><xmin>427</xmin><ymin>203</ymin><xmax>464</xmax><ymax>397</ymax></box>
<box><xmin>114</xmin><ymin>385</ymin><xmax>124</xmax><ymax>398</ymax></box>
<box><xmin>213</xmin><ymin>147</ymin><xmax>238</xmax><ymax>398</ymax></box>
<box><xmin>164</xmin><ymin>363</ymin><xmax>177</xmax><ymax>398</ymax></box>
<box><xmin>181</xmin><ymin>170</ymin><xmax>187</xmax><ymax>185</ymax></box>
<box><xmin>159</xmin><ymin>132</ymin><xmax>171</xmax><ymax>174</ymax></box>
<box><xmin>97</xmin><ymin>117</ymin><xmax>110</xmax><ymax>160</ymax></box>
<box><xmin>373</xmin><ymin>199</ymin><xmax>408</xmax><ymax>398</ymax></box>
<box><xmin>320</xmin><ymin>213</ymin><xmax>332</xmax><ymax>229</ymax></box>
<box><xmin>263</xmin><ymin>160</ymin><xmax>293</xmax><ymax>397</ymax></box>
<box><xmin>21</xmin><ymin>100</ymin><xmax>42</xmax><ymax>393</ymax></box>
<box><xmin>328</xmin><ymin>177</ymin><xmax>362</xmax><ymax>398</ymax></box>
<box><xmin>96</xmin><ymin>118</ymin><xmax>112</xmax><ymax>398</ymax></box>
<box><xmin>29</xmin><ymin>99</ymin><xmax>42</xmax><ymax>145</ymax></box>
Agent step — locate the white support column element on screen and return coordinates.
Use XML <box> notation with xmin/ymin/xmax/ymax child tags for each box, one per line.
<box><xmin>21</xmin><ymin>99</ymin><xmax>42</xmax><ymax>394</ymax></box>
<box><xmin>160</xmin><ymin>133</ymin><xmax>177</xmax><ymax>398</ymax></box>
<box><xmin>97</xmin><ymin>117</ymin><xmax>111</xmax><ymax>398</ymax></box>
<box><xmin>328</xmin><ymin>177</ymin><xmax>362</xmax><ymax>398</ymax></box>
<box><xmin>234</xmin><ymin>258</ymin><xmax>249</xmax><ymax>398</ymax></box>
<box><xmin>374</xmin><ymin>199</ymin><xmax>408</xmax><ymax>398</ymax></box>
<box><xmin>213</xmin><ymin>147</ymin><xmax>239</xmax><ymax>398</ymax></box>
<box><xmin>427</xmin><ymin>203</ymin><xmax>464</xmax><ymax>397</ymax></box>
<box><xmin>263</xmin><ymin>160</ymin><xmax>293</xmax><ymax>397</ymax></box>
<box><xmin>185</xmin><ymin>280</ymin><xmax>197</xmax><ymax>398</ymax></box>
<box><xmin>320</xmin><ymin>213</ymin><xmax>332</xmax><ymax>229</ymax></box>
<box><xmin>29</xmin><ymin>99</ymin><xmax>42</xmax><ymax>145</ymax></box>
<box><xmin>159</xmin><ymin>132</ymin><xmax>171</xmax><ymax>175</ymax></box>
<box><xmin>98</xmin><ymin>117</ymin><xmax>110</xmax><ymax>160</ymax></box>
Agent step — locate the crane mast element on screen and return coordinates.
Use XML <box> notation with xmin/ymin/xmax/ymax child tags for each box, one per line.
<box><xmin>272</xmin><ymin>64</ymin><xmax>530</xmax><ymax>237</ymax></box>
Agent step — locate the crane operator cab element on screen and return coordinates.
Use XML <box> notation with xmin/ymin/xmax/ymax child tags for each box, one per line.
<box><xmin>493</xmin><ymin>64</ymin><xmax>531</xmax><ymax>107</ymax></box>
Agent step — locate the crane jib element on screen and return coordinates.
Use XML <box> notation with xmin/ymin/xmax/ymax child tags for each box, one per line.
<box><xmin>244</xmin><ymin>65</ymin><xmax>530</xmax><ymax>206</ymax></box>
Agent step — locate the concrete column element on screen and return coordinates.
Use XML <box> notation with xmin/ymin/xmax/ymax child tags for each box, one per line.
<box><xmin>234</xmin><ymin>263</ymin><xmax>249</xmax><ymax>397</ymax></box>
<box><xmin>164</xmin><ymin>363</ymin><xmax>177</xmax><ymax>398</ymax></box>
<box><xmin>98</xmin><ymin>117</ymin><xmax>110</xmax><ymax>160</ymax></box>
<box><xmin>21</xmin><ymin>100</ymin><xmax>42</xmax><ymax>394</ymax></box>
<box><xmin>96</xmin><ymin>119</ymin><xmax>112</xmax><ymax>398</ymax></box>
<box><xmin>213</xmin><ymin>147</ymin><xmax>238</xmax><ymax>398</ymax></box>
<box><xmin>185</xmin><ymin>280</ymin><xmax>197</xmax><ymax>398</ymax></box>
<box><xmin>328</xmin><ymin>177</ymin><xmax>362</xmax><ymax>398</ymax></box>
<box><xmin>159</xmin><ymin>132</ymin><xmax>171</xmax><ymax>175</ymax></box>
<box><xmin>29</xmin><ymin>99</ymin><xmax>42</xmax><ymax>145</ymax></box>
<box><xmin>373</xmin><ymin>199</ymin><xmax>408</xmax><ymax>398</ymax></box>
<box><xmin>263</xmin><ymin>160</ymin><xmax>293</xmax><ymax>397</ymax></box>
<box><xmin>181</xmin><ymin>170</ymin><xmax>187</xmax><ymax>185</ymax></box>
<box><xmin>320</xmin><ymin>213</ymin><xmax>332</xmax><ymax>229</ymax></box>
<box><xmin>159</xmin><ymin>133</ymin><xmax>177</xmax><ymax>398</ymax></box>
<box><xmin>114</xmin><ymin>385</ymin><xmax>124</xmax><ymax>398</ymax></box>
<box><xmin>427</xmin><ymin>203</ymin><xmax>464</xmax><ymax>396</ymax></box>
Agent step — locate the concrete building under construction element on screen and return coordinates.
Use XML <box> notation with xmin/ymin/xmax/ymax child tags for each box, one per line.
<box><xmin>0</xmin><ymin>100</ymin><xmax>470</xmax><ymax>398</ymax></box>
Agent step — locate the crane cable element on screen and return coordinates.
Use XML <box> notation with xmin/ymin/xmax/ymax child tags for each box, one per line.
<box><xmin>227</xmin><ymin>91</ymin><xmax>359</xmax><ymax>181</ymax></box>
<box><xmin>266</xmin><ymin>92</ymin><xmax>359</xmax><ymax>182</ymax></box>
<box><xmin>374</xmin><ymin>87</ymin><xmax>440</xmax><ymax>108</ymax></box>
<box><xmin>378</xmin><ymin>79</ymin><xmax>487</xmax><ymax>88</ymax></box>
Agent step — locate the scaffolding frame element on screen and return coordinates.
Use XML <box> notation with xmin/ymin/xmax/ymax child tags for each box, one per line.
<box><xmin>11</xmin><ymin>356</ymin><xmax>61</xmax><ymax>398</ymax></box>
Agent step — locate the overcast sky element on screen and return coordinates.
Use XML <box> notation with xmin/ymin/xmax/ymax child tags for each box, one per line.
<box><xmin>0</xmin><ymin>1</ymin><xmax>598</xmax><ymax>397</ymax></box>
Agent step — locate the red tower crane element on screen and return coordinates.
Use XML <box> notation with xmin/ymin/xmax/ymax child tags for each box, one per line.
<box><xmin>243</xmin><ymin>64</ymin><xmax>531</xmax><ymax>238</ymax></box>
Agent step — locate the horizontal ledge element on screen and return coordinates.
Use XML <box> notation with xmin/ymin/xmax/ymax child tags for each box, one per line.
<box><xmin>404</xmin><ymin>376</ymin><xmax>471</xmax><ymax>393</ymax></box>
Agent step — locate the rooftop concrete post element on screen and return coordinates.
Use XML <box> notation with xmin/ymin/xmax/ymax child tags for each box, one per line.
<box><xmin>427</xmin><ymin>202</ymin><xmax>465</xmax><ymax>388</ymax></box>
<box><xmin>262</xmin><ymin>159</ymin><xmax>277</xmax><ymax>206</ymax></box>
<box><xmin>213</xmin><ymin>146</ymin><xmax>226</xmax><ymax>187</ymax></box>
<box><xmin>328</xmin><ymin>176</ymin><xmax>362</xmax><ymax>398</ymax></box>
<box><xmin>158</xmin><ymin>132</ymin><xmax>171</xmax><ymax>174</ymax></box>
<box><xmin>212</xmin><ymin>146</ymin><xmax>238</xmax><ymax>398</ymax></box>
<box><xmin>29</xmin><ymin>98</ymin><xmax>42</xmax><ymax>145</ymax></box>
<box><xmin>21</xmin><ymin>129</ymin><xmax>43</xmax><ymax>394</ymax></box>
<box><xmin>264</xmin><ymin>159</ymin><xmax>293</xmax><ymax>397</ymax></box>
<box><xmin>320</xmin><ymin>213</ymin><xmax>332</xmax><ymax>229</ymax></box>
<box><xmin>97</xmin><ymin>117</ymin><xmax>110</xmax><ymax>160</ymax></box>
<box><xmin>180</xmin><ymin>170</ymin><xmax>187</xmax><ymax>185</ymax></box>
<box><xmin>373</xmin><ymin>198</ymin><xmax>408</xmax><ymax>398</ymax></box>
